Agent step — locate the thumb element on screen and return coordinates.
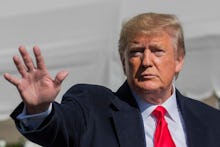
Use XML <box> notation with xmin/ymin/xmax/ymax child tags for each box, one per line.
<box><xmin>54</xmin><ymin>70</ymin><xmax>69</xmax><ymax>86</ymax></box>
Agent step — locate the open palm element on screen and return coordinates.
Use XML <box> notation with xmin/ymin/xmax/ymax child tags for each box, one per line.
<box><xmin>4</xmin><ymin>46</ymin><xmax>68</xmax><ymax>114</ymax></box>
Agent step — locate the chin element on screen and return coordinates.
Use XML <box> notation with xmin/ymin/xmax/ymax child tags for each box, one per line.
<box><xmin>134</xmin><ymin>81</ymin><xmax>160</xmax><ymax>92</ymax></box>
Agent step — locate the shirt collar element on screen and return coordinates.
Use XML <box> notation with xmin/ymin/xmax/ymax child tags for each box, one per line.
<box><xmin>132</xmin><ymin>85</ymin><xmax>179</xmax><ymax>122</ymax></box>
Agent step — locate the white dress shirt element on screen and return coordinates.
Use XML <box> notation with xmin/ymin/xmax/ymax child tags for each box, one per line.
<box><xmin>133</xmin><ymin>86</ymin><xmax>188</xmax><ymax>147</ymax></box>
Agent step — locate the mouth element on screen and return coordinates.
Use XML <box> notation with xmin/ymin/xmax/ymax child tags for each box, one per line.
<box><xmin>140</xmin><ymin>74</ymin><xmax>157</xmax><ymax>79</ymax></box>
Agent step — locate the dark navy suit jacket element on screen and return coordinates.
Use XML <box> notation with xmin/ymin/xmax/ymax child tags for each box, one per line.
<box><xmin>11</xmin><ymin>81</ymin><xmax>220</xmax><ymax>147</ymax></box>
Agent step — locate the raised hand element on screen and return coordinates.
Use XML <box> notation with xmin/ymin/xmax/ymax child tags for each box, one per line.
<box><xmin>4</xmin><ymin>46</ymin><xmax>68</xmax><ymax>114</ymax></box>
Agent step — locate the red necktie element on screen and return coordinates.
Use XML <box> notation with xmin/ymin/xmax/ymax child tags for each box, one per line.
<box><xmin>152</xmin><ymin>106</ymin><xmax>176</xmax><ymax>147</ymax></box>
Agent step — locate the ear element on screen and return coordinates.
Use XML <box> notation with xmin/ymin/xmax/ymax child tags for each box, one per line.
<box><xmin>121</xmin><ymin>56</ymin><xmax>126</xmax><ymax>74</ymax></box>
<box><xmin>175</xmin><ymin>55</ymin><xmax>184</xmax><ymax>73</ymax></box>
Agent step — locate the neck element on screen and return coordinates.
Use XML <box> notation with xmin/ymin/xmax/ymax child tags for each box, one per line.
<box><xmin>134</xmin><ymin>85</ymin><xmax>174</xmax><ymax>105</ymax></box>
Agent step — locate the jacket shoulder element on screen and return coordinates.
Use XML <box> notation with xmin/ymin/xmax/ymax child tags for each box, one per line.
<box><xmin>176</xmin><ymin>90</ymin><xmax>220</xmax><ymax>123</ymax></box>
<box><xmin>62</xmin><ymin>84</ymin><xmax>116</xmax><ymax>107</ymax></box>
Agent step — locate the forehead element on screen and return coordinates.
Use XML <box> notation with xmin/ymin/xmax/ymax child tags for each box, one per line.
<box><xmin>128</xmin><ymin>31</ymin><xmax>173</xmax><ymax>46</ymax></box>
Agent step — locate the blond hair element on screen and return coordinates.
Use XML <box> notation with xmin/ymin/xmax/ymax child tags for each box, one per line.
<box><xmin>118</xmin><ymin>12</ymin><xmax>185</xmax><ymax>60</ymax></box>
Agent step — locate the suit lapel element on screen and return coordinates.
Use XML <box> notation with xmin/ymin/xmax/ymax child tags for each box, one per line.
<box><xmin>176</xmin><ymin>90</ymin><xmax>209</xmax><ymax>147</ymax></box>
<box><xmin>110</xmin><ymin>81</ymin><xmax>146</xmax><ymax>147</ymax></box>
<box><xmin>110</xmin><ymin>84</ymin><xmax>212</xmax><ymax>147</ymax></box>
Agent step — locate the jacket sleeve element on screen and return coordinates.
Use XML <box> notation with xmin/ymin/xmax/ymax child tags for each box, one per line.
<box><xmin>10</xmin><ymin>85</ymin><xmax>89</xmax><ymax>147</ymax></box>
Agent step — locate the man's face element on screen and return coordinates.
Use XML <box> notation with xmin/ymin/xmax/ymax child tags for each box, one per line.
<box><xmin>122</xmin><ymin>31</ymin><xmax>184</xmax><ymax>97</ymax></box>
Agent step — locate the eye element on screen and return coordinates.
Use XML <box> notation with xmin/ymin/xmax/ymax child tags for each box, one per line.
<box><xmin>150</xmin><ymin>47</ymin><xmax>165</xmax><ymax>57</ymax></box>
<box><xmin>129</xmin><ymin>47</ymin><xmax>145</xmax><ymax>57</ymax></box>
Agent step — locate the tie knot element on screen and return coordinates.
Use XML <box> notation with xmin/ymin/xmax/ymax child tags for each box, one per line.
<box><xmin>152</xmin><ymin>106</ymin><xmax>167</xmax><ymax>119</ymax></box>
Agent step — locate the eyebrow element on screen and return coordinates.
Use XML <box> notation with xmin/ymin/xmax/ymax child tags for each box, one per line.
<box><xmin>129</xmin><ymin>45</ymin><xmax>145</xmax><ymax>51</ymax></box>
<box><xmin>149</xmin><ymin>44</ymin><xmax>163</xmax><ymax>48</ymax></box>
<box><xmin>128</xmin><ymin>41</ymin><xmax>144</xmax><ymax>48</ymax></box>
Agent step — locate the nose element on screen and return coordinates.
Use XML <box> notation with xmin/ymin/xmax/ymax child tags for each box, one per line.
<box><xmin>141</xmin><ymin>49</ymin><xmax>152</xmax><ymax>68</ymax></box>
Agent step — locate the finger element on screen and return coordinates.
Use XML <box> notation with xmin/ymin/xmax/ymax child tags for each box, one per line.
<box><xmin>13</xmin><ymin>55</ymin><xmax>27</xmax><ymax>78</ymax></box>
<box><xmin>4</xmin><ymin>73</ymin><xmax>20</xmax><ymax>86</ymax></box>
<box><xmin>18</xmin><ymin>45</ymin><xmax>35</xmax><ymax>72</ymax></box>
<box><xmin>54</xmin><ymin>71</ymin><xmax>69</xmax><ymax>86</ymax></box>
<box><xmin>33</xmin><ymin>46</ymin><xmax>47</xmax><ymax>70</ymax></box>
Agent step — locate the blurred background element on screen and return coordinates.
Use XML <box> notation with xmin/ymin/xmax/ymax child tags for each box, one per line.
<box><xmin>0</xmin><ymin>0</ymin><xmax>220</xmax><ymax>146</ymax></box>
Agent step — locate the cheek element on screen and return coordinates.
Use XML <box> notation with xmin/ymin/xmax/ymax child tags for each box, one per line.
<box><xmin>125</xmin><ymin>58</ymin><xmax>140</xmax><ymax>75</ymax></box>
<box><xmin>156</xmin><ymin>58</ymin><xmax>176</xmax><ymax>75</ymax></box>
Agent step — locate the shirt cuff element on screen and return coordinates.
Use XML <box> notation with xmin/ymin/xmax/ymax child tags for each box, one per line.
<box><xmin>17</xmin><ymin>104</ymin><xmax>52</xmax><ymax>131</ymax></box>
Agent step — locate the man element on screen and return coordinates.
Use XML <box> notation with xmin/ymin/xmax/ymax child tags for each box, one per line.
<box><xmin>4</xmin><ymin>12</ymin><xmax>220</xmax><ymax>147</ymax></box>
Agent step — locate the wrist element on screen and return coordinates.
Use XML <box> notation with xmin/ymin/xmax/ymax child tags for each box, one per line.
<box><xmin>26</xmin><ymin>103</ymin><xmax>51</xmax><ymax>115</ymax></box>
